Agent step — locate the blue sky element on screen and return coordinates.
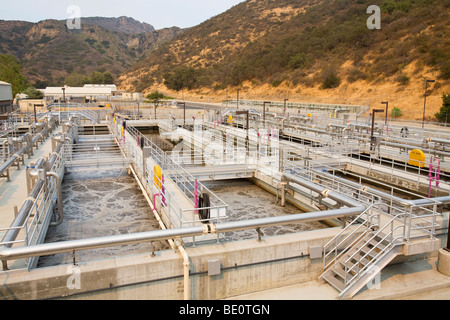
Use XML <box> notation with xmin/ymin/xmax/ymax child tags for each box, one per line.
<box><xmin>0</xmin><ymin>0</ymin><xmax>246</xmax><ymax>29</ymax></box>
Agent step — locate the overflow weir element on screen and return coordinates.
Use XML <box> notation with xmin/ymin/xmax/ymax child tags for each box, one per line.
<box><xmin>0</xmin><ymin>102</ymin><xmax>449</xmax><ymax>300</ymax></box>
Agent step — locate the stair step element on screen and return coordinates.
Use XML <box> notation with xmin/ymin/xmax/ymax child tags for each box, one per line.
<box><xmin>339</xmin><ymin>256</ymin><xmax>371</xmax><ymax>274</ymax></box>
<box><xmin>323</xmin><ymin>273</ymin><xmax>346</xmax><ymax>292</ymax></box>
<box><xmin>369</xmin><ymin>238</ymin><xmax>387</xmax><ymax>249</ymax></box>
<box><xmin>331</xmin><ymin>265</ymin><xmax>349</xmax><ymax>281</ymax></box>
<box><xmin>361</xmin><ymin>245</ymin><xmax>381</xmax><ymax>259</ymax></box>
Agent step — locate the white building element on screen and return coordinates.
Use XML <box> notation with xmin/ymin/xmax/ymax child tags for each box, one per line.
<box><xmin>122</xmin><ymin>92</ymin><xmax>144</xmax><ymax>101</ymax></box>
<box><xmin>42</xmin><ymin>85</ymin><xmax>117</xmax><ymax>102</ymax></box>
<box><xmin>0</xmin><ymin>81</ymin><xmax>13</xmax><ymax>114</ymax></box>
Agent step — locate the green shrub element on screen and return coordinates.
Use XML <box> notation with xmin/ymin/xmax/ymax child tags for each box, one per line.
<box><xmin>289</xmin><ymin>53</ymin><xmax>309</xmax><ymax>70</ymax></box>
<box><xmin>396</xmin><ymin>74</ymin><xmax>410</xmax><ymax>85</ymax></box>
<box><xmin>391</xmin><ymin>107</ymin><xmax>403</xmax><ymax>118</ymax></box>
<box><xmin>147</xmin><ymin>91</ymin><xmax>164</xmax><ymax>100</ymax></box>
<box><xmin>435</xmin><ymin>93</ymin><xmax>450</xmax><ymax>123</ymax></box>
<box><xmin>164</xmin><ymin>66</ymin><xmax>202</xmax><ymax>91</ymax></box>
<box><xmin>347</xmin><ymin>67</ymin><xmax>367</xmax><ymax>83</ymax></box>
<box><xmin>321</xmin><ymin>67</ymin><xmax>341</xmax><ymax>89</ymax></box>
<box><xmin>272</xmin><ymin>80</ymin><xmax>282</xmax><ymax>88</ymax></box>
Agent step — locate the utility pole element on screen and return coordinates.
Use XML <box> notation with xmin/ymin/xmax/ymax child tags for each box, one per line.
<box><xmin>263</xmin><ymin>101</ymin><xmax>270</xmax><ymax>123</ymax></box>
<box><xmin>422</xmin><ymin>80</ymin><xmax>435</xmax><ymax>130</ymax></box>
<box><xmin>179</xmin><ymin>102</ymin><xmax>186</xmax><ymax>127</ymax></box>
<box><xmin>237</xmin><ymin>89</ymin><xmax>241</xmax><ymax>109</ymax></box>
<box><xmin>382</xmin><ymin>101</ymin><xmax>388</xmax><ymax>126</ymax></box>
<box><xmin>236</xmin><ymin>110</ymin><xmax>249</xmax><ymax>154</ymax></box>
<box><xmin>284</xmin><ymin>98</ymin><xmax>289</xmax><ymax>116</ymax></box>
<box><xmin>371</xmin><ymin>109</ymin><xmax>384</xmax><ymax>153</ymax></box>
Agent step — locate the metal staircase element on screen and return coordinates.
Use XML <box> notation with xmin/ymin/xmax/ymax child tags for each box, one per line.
<box><xmin>48</xmin><ymin>103</ymin><xmax>100</xmax><ymax>123</ymax></box>
<box><xmin>321</xmin><ymin>205</ymin><xmax>405</xmax><ymax>299</ymax></box>
<box><xmin>320</xmin><ymin>199</ymin><xmax>441</xmax><ymax>299</ymax></box>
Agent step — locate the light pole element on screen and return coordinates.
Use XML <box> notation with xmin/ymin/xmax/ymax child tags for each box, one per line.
<box><xmin>371</xmin><ymin>109</ymin><xmax>384</xmax><ymax>153</ymax></box>
<box><xmin>422</xmin><ymin>80</ymin><xmax>435</xmax><ymax>130</ymax></box>
<box><xmin>62</xmin><ymin>87</ymin><xmax>66</xmax><ymax>103</ymax></box>
<box><xmin>236</xmin><ymin>110</ymin><xmax>249</xmax><ymax>153</ymax></box>
<box><xmin>382</xmin><ymin>101</ymin><xmax>388</xmax><ymax>126</ymax></box>
<box><xmin>178</xmin><ymin>102</ymin><xmax>186</xmax><ymax>127</ymax></box>
<box><xmin>263</xmin><ymin>101</ymin><xmax>270</xmax><ymax>124</ymax></box>
<box><xmin>237</xmin><ymin>89</ymin><xmax>241</xmax><ymax>109</ymax></box>
<box><xmin>284</xmin><ymin>98</ymin><xmax>289</xmax><ymax>116</ymax></box>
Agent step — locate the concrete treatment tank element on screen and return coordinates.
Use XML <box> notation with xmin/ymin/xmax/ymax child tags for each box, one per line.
<box><xmin>38</xmin><ymin>169</ymin><xmax>170</xmax><ymax>267</ymax></box>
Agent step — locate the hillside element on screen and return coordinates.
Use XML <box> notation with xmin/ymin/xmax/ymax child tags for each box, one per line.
<box><xmin>0</xmin><ymin>17</ymin><xmax>184</xmax><ymax>87</ymax></box>
<box><xmin>82</xmin><ymin>16</ymin><xmax>155</xmax><ymax>34</ymax></box>
<box><xmin>118</xmin><ymin>0</ymin><xmax>450</xmax><ymax>119</ymax></box>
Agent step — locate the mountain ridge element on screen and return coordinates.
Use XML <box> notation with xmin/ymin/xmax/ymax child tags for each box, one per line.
<box><xmin>0</xmin><ymin>17</ymin><xmax>184</xmax><ymax>87</ymax></box>
<box><xmin>117</xmin><ymin>0</ymin><xmax>450</xmax><ymax>118</ymax></box>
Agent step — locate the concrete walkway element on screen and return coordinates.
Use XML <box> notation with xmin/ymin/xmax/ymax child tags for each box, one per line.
<box><xmin>225</xmin><ymin>256</ymin><xmax>450</xmax><ymax>300</ymax></box>
<box><xmin>0</xmin><ymin>128</ymin><xmax>60</xmax><ymax>237</ymax></box>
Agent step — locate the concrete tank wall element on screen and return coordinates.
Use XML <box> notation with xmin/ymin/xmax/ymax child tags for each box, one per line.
<box><xmin>0</xmin><ymin>227</ymin><xmax>347</xmax><ymax>300</ymax></box>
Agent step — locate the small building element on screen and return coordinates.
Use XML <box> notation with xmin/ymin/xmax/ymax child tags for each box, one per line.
<box><xmin>42</xmin><ymin>85</ymin><xmax>117</xmax><ymax>102</ymax></box>
<box><xmin>122</xmin><ymin>92</ymin><xmax>144</xmax><ymax>101</ymax></box>
<box><xmin>18</xmin><ymin>99</ymin><xmax>48</xmax><ymax>114</ymax></box>
<box><xmin>0</xmin><ymin>81</ymin><xmax>13</xmax><ymax>114</ymax></box>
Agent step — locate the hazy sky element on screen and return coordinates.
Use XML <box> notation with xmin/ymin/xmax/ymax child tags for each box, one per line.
<box><xmin>0</xmin><ymin>0</ymin><xmax>246</xmax><ymax>29</ymax></box>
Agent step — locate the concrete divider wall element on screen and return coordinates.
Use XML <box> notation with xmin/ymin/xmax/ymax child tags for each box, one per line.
<box><xmin>0</xmin><ymin>228</ymin><xmax>345</xmax><ymax>300</ymax></box>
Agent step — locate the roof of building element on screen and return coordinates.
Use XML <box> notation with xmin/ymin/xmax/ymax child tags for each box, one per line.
<box><xmin>42</xmin><ymin>86</ymin><xmax>115</xmax><ymax>96</ymax></box>
<box><xmin>0</xmin><ymin>81</ymin><xmax>13</xmax><ymax>101</ymax></box>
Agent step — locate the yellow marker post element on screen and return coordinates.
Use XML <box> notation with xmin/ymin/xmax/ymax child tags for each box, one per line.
<box><xmin>154</xmin><ymin>165</ymin><xmax>162</xmax><ymax>189</ymax></box>
<box><xmin>408</xmin><ymin>149</ymin><xmax>425</xmax><ymax>168</ymax></box>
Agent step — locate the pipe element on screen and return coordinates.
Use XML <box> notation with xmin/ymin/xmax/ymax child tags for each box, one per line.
<box><xmin>0</xmin><ymin>205</ymin><xmax>366</xmax><ymax>263</ymax></box>
<box><xmin>1</xmin><ymin>131</ymin><xmax>65</xmax><ymax>269</ymax></box>
<box><xmin>0</xmin><ymin>142</ymin><xmax>29</xmax><ymax>176</ymax></box>
<box><xmin>1</xmin><ymin>179</ymin><xmax>45</xmax><ymax>270</ymax></box>
<box><xmin>214</xmin><ymin>206</ymin><xmax>365</xmax><ymax>234</ymax></box>
<box><xmin>0</xmin><ymin>123</ymin><xmax>53</xmax><ymax>178</ymax></box>
<box><xmin>129</xmin><ymin>165</ymin><xmax>190</xmax><ymax>300</ymax></box>
<box><xmin>315</xmin><ymin>169</ymin><xmax>450</xmax><ymax>207</ymax></box>
<box><xmin>282</xmin><ymin>173</ymin><xmax>363</xmax><ymax>208</ymax></box>
<box><xmin>382</xmin><ymin>140</ymin><xmax>450</xmax><ymax>158</ymax></box>
<box><xmin>47</xmin><ymin>171</ymin><xmax>64</xmax><ymax>227</ymax></box>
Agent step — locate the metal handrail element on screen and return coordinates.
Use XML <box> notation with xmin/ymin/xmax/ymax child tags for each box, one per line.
<box><xmin>115</xmin><ymin>120</ymin><xmax>228</xmax><ymax>230</ymax></box>
<box><xmin>323</xmin><ymin>204</ymin><xmax>375</xmax><ymax>271</ymax></box>
<box><xmin>344</xmin><ymin>231</ymin><xmax>405</xmax><ymax>288</ymax></box>
<box><xmin>344</xmin><ymin>213</ymin><xmax>406</xmax><ymax>281</ymax></box>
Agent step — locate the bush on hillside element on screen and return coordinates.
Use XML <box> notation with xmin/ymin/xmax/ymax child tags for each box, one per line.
<box><xmin>321</xmin><ymin>67</ymin><xmax>341</xmax><ymax>89</ymax></box>
<box><xmin>435</xmin><ymin>93</ymin><xmax>450</xmax><ymax>123</ymax></box>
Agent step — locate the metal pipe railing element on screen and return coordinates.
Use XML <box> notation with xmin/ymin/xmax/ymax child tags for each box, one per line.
<box><xmin>0</xmin><ymin>205</ymin><xmax>365</xmax><ymax>262</ymax></box>
<box><xmin>1</xmin><ymin>117</ymin><xmax>75</xmax><ymax>270</ymax></box>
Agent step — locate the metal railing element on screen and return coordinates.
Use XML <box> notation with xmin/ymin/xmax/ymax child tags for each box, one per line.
<box><xmin>48</xmin><ymin>103</ymin><xmax>107</xmax><ymax>124</ymax></box>
<box><xmin>112</xmin><ymin>117</ymin><xmax>229</xmax><ymax>237</ymax></box>
<box><xmin>0</xmin><ymin>139</ymin><xmax>65</xmax><ymax>271</ymax></box>
<box><xmin>323</xmin><ymin>205</ymin><xmax>376</xmax><ymax>271</ymax></box>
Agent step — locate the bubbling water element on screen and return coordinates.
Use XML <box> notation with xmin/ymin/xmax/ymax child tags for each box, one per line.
<box><xmin>203</xmin><ymin>179</ymin><xmax>327</xmax><ymax>242</ymax></box>
<box><xmin>38</xmin><ymin>169</ymin><xmax>170</xmax><ymax>267</ymax></box>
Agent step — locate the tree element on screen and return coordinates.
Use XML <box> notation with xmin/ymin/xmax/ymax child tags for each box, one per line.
<box><xmin>391</xmin><ymin>107</ymin><xmax>403</xmax><ymax>118</ymax></box>
<box><xmin>289</xmin><ymin>53</ymin><xmax>309</xmax><ymax>70</ymax></box>
<box><xmin>164</xmin><ymin>66</ymin><xmax>200</xmax><ymax>91</ymax></box>
<box><xmin>102</xmin><ymin>72</ymin><xmax>114</xmax><ymax>84</ymax></box>
<box><xmin>65</xmin><ymin>73</ymin><xmax>89</xmax><ymax>87</ymax></box>
<box><xmin>147</xmin><ymin>91</ymin><xmax>165</xmax><ymax>100</ymax></box>
<box><xmin>90</xmin><ymin>71</ymin><xmax>104</xmax><ymax>84</ymax></box>
<box><xmin>435</xmin><ymin>93</ymin><xmax>450</xmax><ymax>123</ymax></box>
<box><xmin>0</xmin><ymin>54</ymin><xmax>29</xmax><ymax>97</ymax></box>
<box><xmin>23</xmin><ymin>87</ymin><xmax>44</xmax><ymax>99</ymax></box>
<box><xmin>321</xmin><ymin>66</ymin><xmax>341</xmax><ymax>89</ymax></box>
